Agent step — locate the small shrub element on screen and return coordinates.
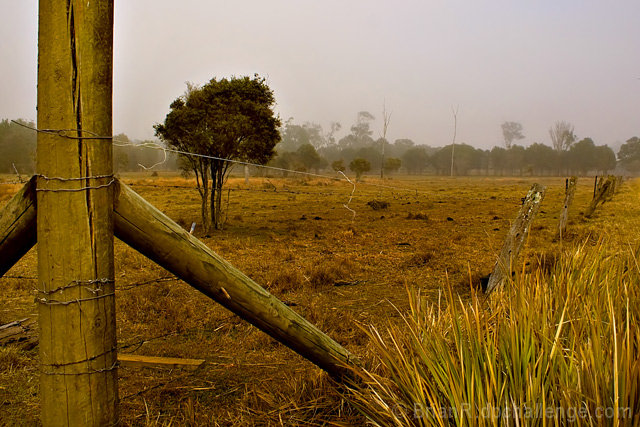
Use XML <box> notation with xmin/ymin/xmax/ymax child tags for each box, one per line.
<box><xmin>306</xmin><ymin>258</ymin><xmax>354</xmax><ymax>289</ymax></box>
<box><xmin>308</xmin><ymin>264</ymin><xmax>344</xmax><ymax>288</ymax></box>
<box><xmin>406</xmin><ymin>212</ymin><xmax>428</xmax><ymax>220</ymax></box>
<box><xmin>367</xmin><ymin>200</ymin><xmax>389</xmax><ymax>210</ymax></box>
<box><xmin>404</xmin><ymin>251</ymin><xmax>435</xmax><ymax>267</ymax></box>
<box><xmin>269</xmin><ymin>268</ymin><xmax>305</xmax><ymax>294</ymax></box>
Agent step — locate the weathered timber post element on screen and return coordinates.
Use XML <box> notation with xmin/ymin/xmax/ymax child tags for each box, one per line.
<box><xmin>615</xmin><ymin>176</ymin><xmax>623</xmax><ymax>193</ymax></box>
<box><xmin>0</xmin><ymin>178</ymin><xmax>37</xmax><ymax>277</ymax></box>
<box><xmin>37</xmin><ymin>1</ymin><xmax>118</xmax><ymax>425</ymax></box>
<box><xmin>485</xmin><ymin>183</ymin><xmax>546</xmax><ymax>294</ymax></box>
<box><xmin>585</xmin><ymin>175</ymin><xmax>615</xmax><ymax>218</ymax></box>
<box><xmin>113</xmin><ymin>180</ymin><xmax>355</xmax><ymax>377</ymax></box>
<box><xmin>605</xmin><ymin>175</ymin><xmax>620</xmax><ymax>202</ymax></box>
<box><xmin>557</xmin><ymin>177</ymin><xmax>577</xmax><ymax>240</ymax></box>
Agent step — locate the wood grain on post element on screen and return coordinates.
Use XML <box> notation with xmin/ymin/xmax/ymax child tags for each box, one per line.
<box><xmin>37</xmin><ymin>1</ymin><xmax>118</xmax><ymax>425</ymax></box>
<box><xmin>0</xmin><ymin>177</ymin><xmax>37</xmax><ymax>277</ymax></box>
<box><xmin>557</xmin><ymin>177</ymin><xmax>577</xmax><ymax>240</ymax></box>
<box><xmin>113</xmin><ymin>180</ymin><xmax>356</xmax><ymax>378</ymax></box>
<box><xmin>485</xmin><ymin>183</ymin><xmax>546</xmax><ymax>294</ymax></box>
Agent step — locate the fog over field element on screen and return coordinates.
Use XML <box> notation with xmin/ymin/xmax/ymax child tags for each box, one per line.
<box><xmin>1</xmin><ymin>1</ymin><xmax>638</xmax><ymax>148</ymax></box>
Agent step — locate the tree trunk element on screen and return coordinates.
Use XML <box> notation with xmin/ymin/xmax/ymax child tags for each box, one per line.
<box><xmin>210</xmin><ymin>163</ymin><xmax>218</xmax><ymax>229</ymax></box>
<box><xmin>194</xmin><ymin>160</ymin><xmax>210</xmax><ymax>233</ymax></box>
<box><xmin>201</xmin><ymin>185</ymin><xmax>209</xmax><ymax>232</ymax></box>
<box><xmin>216</xmin><ymin>167</ymin><xmax>224</xmax><ymax>228</ymax></box>
<box><xmin>210</xmin><ymin>161</ymin><xmax>226</xmax><ymax>230</ymax></box>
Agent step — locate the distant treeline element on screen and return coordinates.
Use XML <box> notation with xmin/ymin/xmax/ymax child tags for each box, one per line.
<box><xmin>2</xmin><ymin>117</ymin><xmax>639</xmax><ymax>176</ymax></box>
<box><xmin>112</xmin><ymin>133</ymin><xmax>178</xmax><ymax>172</ymax></box>
<box><xmin>269</xmin><ymin>118</ymin><xmax>640</xmax><ymax>176</ymax></box>
<box><xmin>0</xmin><ymin>120</ymin><xmax>176</xmax><ymax>175</ymax></box>
<box><xmin>0</xmin><ymin>119</ymin><xmax>35</xmax><ymax>174</ymax></box>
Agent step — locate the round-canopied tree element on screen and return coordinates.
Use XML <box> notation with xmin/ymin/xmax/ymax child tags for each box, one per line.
<box><xmin>402</xmin><ymin>146</ymin><xmax>429</xmax><ymax>174</ymax></box>
<box><xmin>618</xmin><ymin>137</ymin><xmax>640</xmax><ymax>173</ymax></box>
<box><xmin>349</xmin><ymin>158</ymin><xmax>371</xmax><ymax>181</ymax></box>
<box><xmin>331</xmin><ymin>159</ymin><xmax>346</xmax><ymax>173</ymax></box>
<box><xmin>383</xmin><ymin>157</ymin><xmax>402</xmax><ymax>174</ymax></box>
<box><xmin>155</xmin><ymin>75</ymin><xmax>281</xmax><ymax>230</ymax></box>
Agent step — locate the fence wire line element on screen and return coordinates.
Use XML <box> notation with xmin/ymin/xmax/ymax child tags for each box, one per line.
<box><xmin>338</xmin><ymin>171</ymin><xmax>356</xmax><ymax>219</ymax></box>
<box><xmin>9</xmin><ymin>119</ymin><xmax>424</xmax><ymax>195</ymax></box>
<box><xmin>5</xmin><ymin>120</ymin><xmax>527</xmax><ymax>205</ymax></box>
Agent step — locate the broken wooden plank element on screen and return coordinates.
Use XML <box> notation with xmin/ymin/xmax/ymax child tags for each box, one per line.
<box><xmin>557</xmin><ymin>177</ymin><xmax>577</xmax><ymax>240</ymax></box>
<box><xmin>0</xmin><ymin>318</ymin><xmax>38</xmax><ymax>350</ymax></box>
<box><xmin>486</xmin><ymin>183</ymin><xmax>546</xmax><ymax>294</ymax></box>
<box><xmin>0</xmin><ymin>177</ymin><xmax>37</xmax><ymax>278</ymax></box>
<box><xmin>0</xmin><ymin>318</ymin><xmax>30</xmax><ymax>332</ymax></box>
<box><xmin>117</xmin><ymin>354</ymin><xmax>205</xmax><ymax>371</ymax></box>
<box><xmin>113</xmin><ymin>179</ymin><xmax>356</xmax><ymax>378</ymax></box>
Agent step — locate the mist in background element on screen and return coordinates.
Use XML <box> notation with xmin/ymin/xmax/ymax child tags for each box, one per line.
<box><xmin>1</xmin><ymin>1</ymin><xmax>638</xmax><ymax>149</ymax></box>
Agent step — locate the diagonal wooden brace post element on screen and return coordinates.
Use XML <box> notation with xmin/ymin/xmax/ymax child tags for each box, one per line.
<box><xmin>0</xmin><ymin>177</ymin><xmax>37</xmax><ymax>277</ymax></box>
<box><xmin>485</xmin><ymin>183</ymin><xmax>546</xmax><ymax>294</ymax></box>
<box><xmin>113</xmin><ymin>179</ymin><xmax>356</xmax><ymax>378</ymax></box>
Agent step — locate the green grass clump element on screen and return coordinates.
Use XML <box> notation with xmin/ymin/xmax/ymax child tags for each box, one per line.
<box><xmin>347</xmin><ymin>239</ymin><xmax>640</xmax><ymax>426</ymax></box>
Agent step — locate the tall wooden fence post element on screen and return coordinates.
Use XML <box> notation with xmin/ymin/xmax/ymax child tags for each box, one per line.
<box><xmin>557</xmin><ymin>177</ymin><xmax>577</xmax><ymax>240</ymax></box>
<box><xmin>485</xmin><ymin>184</ymin><xmax>546</xmax><ymax>294</ymax></box>
<box><xmin>37</xmin><ymin>1</ymin><xmax>118</xmax><ymax>425</ymax></box>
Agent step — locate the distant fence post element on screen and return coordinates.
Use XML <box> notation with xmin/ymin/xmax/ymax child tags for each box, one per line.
<box><xmin>557</xmin><ymin>177</ymin><xmax>577</xmax><ymax>240</ymax></box>
<box><xmin>585</xmin><ymin>175</ymin><xmax>616</xmax><ymax>218</ymax></box>
<box><xmin>485</xmin><ymin>183</ymin><xmax>546</xmax><ymax>294</ymax></box>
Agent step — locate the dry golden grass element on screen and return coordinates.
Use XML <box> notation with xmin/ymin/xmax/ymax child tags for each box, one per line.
<box><xmin>0</xmin><ymin>172</ymin><xmax>638</xmax><ymax>425</ymax></box>
<box><xmin>346</xmin><ymin>238</ymin><xmax>640</xmax><ymax>426</ymax></box>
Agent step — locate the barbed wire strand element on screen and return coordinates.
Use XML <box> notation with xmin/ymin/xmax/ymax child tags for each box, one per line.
<box><xmin>338</xmin><ymin>171</ymin><xmax>356</xmax><ymax>220</ymax></box>
<box><xmin>4</xmin><ymin>120</ymin><xmax>526</xmax><ymax>204</ymax></box>
<box><xmin>10</xmin><ymin>120</ymin><xmax>425</xmax><ymax>195</ymax></box>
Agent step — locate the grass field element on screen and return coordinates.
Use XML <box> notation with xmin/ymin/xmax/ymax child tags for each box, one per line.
<box><xmin>0</xmin><ymin>173</ymin><xmax>638</xmax><ymax>425</ymax></box>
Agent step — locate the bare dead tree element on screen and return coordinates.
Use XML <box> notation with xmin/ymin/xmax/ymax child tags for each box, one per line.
<box><xmin>450</xmin><ymin>105</ymin><xmax>459</xmax><ymax>177</ymax></box>
<box><xmin>549</xmin><ymin>121</ymin><xmax>576</xmax><ymax>152</ymax></box>
<box><xmin>380</xmin><ymin>100</ymin><xmax>392</xmax><ymax>179</ymax></box>
<box><xmin>549</xmin><ymin>120</ymin><xmax>576</xmax><ymax>175</ymax></box>
<box><xmin>501</xmin><ymin>121</ymin><xmax>524</xmax><ymax>149</ymax></box>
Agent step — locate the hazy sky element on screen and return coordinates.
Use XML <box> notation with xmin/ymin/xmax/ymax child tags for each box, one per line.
<box><xmin>1</xmin><ymin>1</ymin><xmax>638</xmax><ymax>149</ymax></box>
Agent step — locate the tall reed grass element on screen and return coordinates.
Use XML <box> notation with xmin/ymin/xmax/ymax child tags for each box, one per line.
<box><xmin>347</xmin><ymin>239</ymin><xmax>640</xmax><ymax>426</ymax></box>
